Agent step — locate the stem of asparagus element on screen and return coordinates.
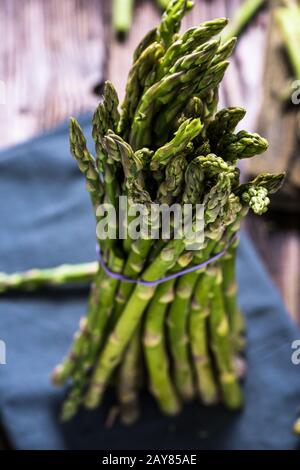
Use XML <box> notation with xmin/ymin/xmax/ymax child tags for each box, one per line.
<box><xmin>143</xmin><ymin>279</ymin><xmax>181</xmax><ymax>415</ymax></box>
<box><xmin>275</xmin><ymin>2</ymin><xmax>300</xmax><ymax>80</ymax></box>
<box><xmin>117</xmin><ymin>326</ymin><xmax>142</xmax><ymax>425</ymax></box>
<box><xmin>222</xmin><ymin>0</ymin><xmax>266</xmax><ymax>43</ymax></box>
<box><xmin>221</xmin><ymin>236</ymin><xmax>246</xmax><ymax>354</ymax></box>
<box><xmin>0</xmin><ymin>262</ymin><xmax>97</xmax><ymax>294</ymax></box>
<box><xmin>113</xmin><ymin>0</ymin><xmax>134</xmax><ymax>36</ymax></box>
<box><xmin>189</xmin><ymin>272</ymin><xmax>219</xmax><ymax>405</ymax></box>
<box><xmin>156</xmin><ymin>0</ymin><xmax>171</xmax><ymax>11</ymax></box>
<box><xmin>167</xmin><ymin>270</ymin><xmax>198</xmax><ymax>401</ymax></box>
<box><xmin>208</xmin><ymin>266</ymin><xmax>243</xmax><ymax>409</ymax></box>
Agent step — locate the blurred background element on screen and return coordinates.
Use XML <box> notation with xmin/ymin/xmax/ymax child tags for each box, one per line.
<box><xmin>0</xmin><ymin>0</ymin><xmax>299</xmax><ymax>326</ymax></box>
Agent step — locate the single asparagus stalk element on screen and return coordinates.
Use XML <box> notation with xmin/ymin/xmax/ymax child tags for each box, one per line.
<box><xmin>70</xmin><ymin>118</ymin><xmax>102</xmax><ymax>210</ymax></box>
<box><xmin>92</xmin><ymin>81</ymin><xmax>120</xmax><ymax>173</ymax></box>
<box><xmin>220</xmin><ymin>234</ymin><xmax>246</xmax><ymax>353</ymax></box>
<box><xmin>167</xmin><ymin>270</ymin><xmax>198</xmax><ymax>401</ymax></box>
<box><xmin>211</xmin><ymin>38</ymin><xmax>237</xmax><ymax>66</ymax></box>
<box><xmin>275</xmin><ymin>2</ymin><xmax>300</xmax><ymax>80</ymax></box>
<box><xmin>151</xmin><ymin>118</ymin><xmax>203</xmax><ymax>170</ymax></box>
<box><xmin>117</xmin><ymin>325</ymin><xmax>142</xmax><ymax>425</ymax></box>
<box><xmin>218</xmin><ymin>130</ymin><xmax>269</xmax><ymax>163</ymax></box>
<box><xmin>206</xmin><ymin>107</ymin><xmax>246</xmax><ymax>151</ymax></box>
<box><xmin>112</xmin><ymin>0</ymin><xmax>134</xmax><ymax>36</ymax></box>
<box><xmin>92</xmin><ymin>82</ymin><xmax>120</xmax><ymax>213</ymax></box>
<box><xmin>208</xmin><ymin>265</ymin><xmax>243</xmax><ymax>409</ymax></box>
<box><xmin>133</xmin><ymin>28</ymin><xmax>158</xmax><ymax>62</ymax></box>
<box><xmin>222</xmin><ymin>0</ymin><xmax>266</xmax><ymax>43</ymax></box>
<box><xmin>0</xmin><ymin>262</ymin><xmax>97</xmax><ymax>293</ymax></box>
<box><xmin>156</xmin><ymin>0</ymin><xmax>193</xmax><ymax>50</ymax></box>
<box><xmin>119</xmin><ymin>42</ymin><xmax>165</xmax><ymax>138</ymax></box>
<box><xmin>143</xmin><ymin>278</ymin><xmax>181</xmax><ymax>415</ymax></box>
<box><xmin>189</xmin><ymin>273</ymin><xmax>219</xmax><ymax>405</ymax></box>
<box><xmin>156</xmin><ymin>0</ymin><xmax>170</xmax><ymax>10</ymax></box>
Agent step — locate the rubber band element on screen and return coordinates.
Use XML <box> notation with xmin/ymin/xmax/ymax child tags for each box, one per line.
<box><xmin>96</xmin><ymin>234</ymin><xmax>238</xmax><ymax>287</ymax></box>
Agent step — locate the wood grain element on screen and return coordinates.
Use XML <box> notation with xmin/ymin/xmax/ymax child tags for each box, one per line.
<box><xmin>0</xmin><ymin>0</ymin><xmax>106</xmax><ymax>149</ymax></box>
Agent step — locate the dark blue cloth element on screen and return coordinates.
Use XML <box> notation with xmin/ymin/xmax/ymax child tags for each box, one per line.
<box><xmin>0</xmin><ymin>116</ymin><xmax>300</xmax><ymax>450</ymax></box>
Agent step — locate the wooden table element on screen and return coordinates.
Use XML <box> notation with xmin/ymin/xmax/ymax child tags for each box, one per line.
<box><xmin>0</xmin><ymin>0</ymin><xmax>299</xmax><ymax>448</ymax></box>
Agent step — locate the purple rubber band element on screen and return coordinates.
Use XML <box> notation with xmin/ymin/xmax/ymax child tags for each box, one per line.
<box><xmin>96</xmin><ymin>234</ymin><xmax>238</xmax><ymax>287</ymax></box>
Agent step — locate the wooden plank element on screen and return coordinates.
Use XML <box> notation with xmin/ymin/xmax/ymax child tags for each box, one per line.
<box><xmin>0</xmin><ymin>0</ymin><xmax>107</xmax><ymax>150</ymax></box>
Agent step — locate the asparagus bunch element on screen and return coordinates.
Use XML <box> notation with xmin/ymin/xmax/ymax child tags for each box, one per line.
<box><xmin>51</xmin><ymin>1</ymin><xmax>284</xmax><ymax>424</ymax></box>
<box><xmin>10</xmin><ymin>0</ymin><xmax>279</xmax><ymax>424</ymax></box>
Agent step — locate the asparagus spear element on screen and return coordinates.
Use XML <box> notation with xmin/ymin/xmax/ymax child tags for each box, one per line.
<box><xmin>218</xmin><ymin>130</ymin><xmax>269</xmax><ymax>163</ymax></box>
<box><xmin>70</xmin><ymin>118</ymin><xmax>102</xmax><ymax>209</ymax></box>
<box><xmin>220</xmin><ymin>231</ymin><xmax>245</xmax><ymax>354</ymax></box>
<box><xmin>189</xmin><ymin>271</ymin><xmax>219</xmax><ymax>405</ymax></box>
<box><xmin>119</xmin><ymin>42</ymin><xmax>165</xmax><ymax>138</ymax></box>
<box><xmin>206</xmin><ymin>107</ymin><xmax>246</xmax><ymax>150</ymax></box>
<box><xmin>207</xmin><ymin>265</ymin><xmax>243</xmax><ymax>409</ymax></box>
<box><xmin>156</xmin><ymin>0</ymin><xmax>170</xmax><ymax>11</ymax></box>
<box><xmin>156</xmin><ymin>0</ymin><xmax>193</xmax><ymax>49</ymax></box>
<box><xmin>0</xmin><ymin>262</ymin><xmax>97</xmax><ymax>294</ymax></box>
<box><xmin>222</xmin><ymin>0</ymin><xmax>266</xmax><ymax>43</ymax></box>
<box><xmin>275</xmin><ymin>1</ymin><xmax>300</xmax><ymax>81</ymax></box>
<box><xmin>144</xmin><ymin>278</ymin><xmax>181</xmax><ymax>415</ymax></box>
<box><xmin>151</xmin><ymin>118</ymin><xmax>202</xmax><ymax>170</ymax></box>
<box><xmin>117</xmin><ymin>325</ymin><xmax>142</xmax><ymax>425</ymax></box>
<box><xmin>113</xmin><ymin>0</ymin><xmax>134</xmax><ymax>36</ymax></box>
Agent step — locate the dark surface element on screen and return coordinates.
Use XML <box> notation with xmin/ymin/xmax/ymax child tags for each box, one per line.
<box><xmin>0</xmin><ymin>117</ymin><xmax>300</xmax><ymax>449</ymax></box>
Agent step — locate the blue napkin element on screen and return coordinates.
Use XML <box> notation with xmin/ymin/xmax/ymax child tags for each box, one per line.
<box><xmin>0</xmin><ymin>115</ymin><xmax>300</xmax><ymax>450</ymax></box>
